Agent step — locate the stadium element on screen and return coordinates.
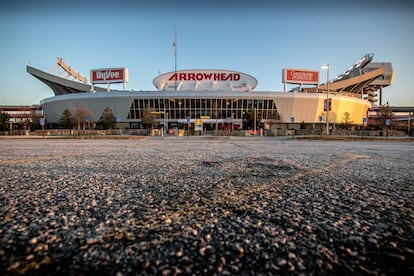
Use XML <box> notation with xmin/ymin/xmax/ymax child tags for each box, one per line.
<box><xmin>27</xmin><ymin>54</ymin><xmax>393</xmax><ymax>134</ymax></box>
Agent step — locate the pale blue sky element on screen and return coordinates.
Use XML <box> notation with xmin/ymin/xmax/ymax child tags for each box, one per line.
<box><xmin>1</xmin><ymin>0</ymin><xmax>413</xmax><ymax>106</ymax></box>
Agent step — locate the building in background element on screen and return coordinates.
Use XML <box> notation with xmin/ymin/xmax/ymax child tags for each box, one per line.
<box><xmin>27</xmin><ymin>55</ymin><xmax>393</xmax><ymax>132</ymax></box>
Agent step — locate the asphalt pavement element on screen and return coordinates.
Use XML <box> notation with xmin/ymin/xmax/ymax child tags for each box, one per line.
<box><xmin>1</xmin><ymin>138</ymin><xmax>413</xmax><ymax>275</ymax></box>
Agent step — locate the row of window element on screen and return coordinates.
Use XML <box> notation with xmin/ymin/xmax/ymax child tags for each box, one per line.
<box><xmin>127</xmin><ymin>98</ymin><xmax>278</xmax><ymax>120</ymax></box>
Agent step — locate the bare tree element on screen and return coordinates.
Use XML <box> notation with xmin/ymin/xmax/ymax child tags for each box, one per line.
<box><xmin>74</xmin><ymin>107</ymin><xmax>94</xmax><ymax>130</ymax></box>
<box><xmin>375</xmin><ymin>104</ymin><xmax>393</xmax><ymax>129</ymax></box>
<box><xmin>141</xmin><ymin>105</ymin><xmax>157</xmax><ymax>129</ymax></box>
<box><xmin>320</xmin><ymin>111</ymin><xmax>337</xmax><ymax>123</ymax></box>
<box><xmin>266</xmin><ymin>110</ymin><xmax>281</xmax><ymax>134</ymax></box>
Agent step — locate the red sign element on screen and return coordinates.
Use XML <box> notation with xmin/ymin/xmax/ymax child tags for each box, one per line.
<box><xmin>90</xmin><ymin>68</ymin><xmax>128</xmax><ymax>84</ymax></box>
<box><xmin>283</xmin><ymin>68</ymin><xmax>319</xmax><ymax>84</ymax></box>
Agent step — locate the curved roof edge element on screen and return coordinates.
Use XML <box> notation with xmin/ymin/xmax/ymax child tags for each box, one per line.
<box><xmin>27</xmin><ymin>65</ymin><xmax>107</xmax><ymax>96</ymax></box>
<box><xmin>40</xmin><ymin>90</ymin><xmax>370</xmax><ymax>106</ymax></box>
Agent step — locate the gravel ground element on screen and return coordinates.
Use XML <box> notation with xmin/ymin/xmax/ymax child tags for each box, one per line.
<box><xmin>0</xmin><ymin>137</ymin><xmax>413</xmax><ymax>275</ymax></box>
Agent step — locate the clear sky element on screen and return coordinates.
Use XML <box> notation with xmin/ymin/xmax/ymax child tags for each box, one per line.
<box><xmin>1</xmin><ymin>0</ymin><xmax>413</xmax><ymax>106</ymax></box>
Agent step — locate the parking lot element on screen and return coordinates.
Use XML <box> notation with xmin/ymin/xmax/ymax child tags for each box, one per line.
<box><xmin>1</xmin><ymin>138</ymin><xmax>413</xmax><ymax>274</ymax></box>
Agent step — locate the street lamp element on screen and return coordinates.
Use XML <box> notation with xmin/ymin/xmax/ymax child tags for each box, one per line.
<box><xmin>321</xmin><ymin>64</ymin><xmax>330</xmax><ymax>135</ymax></box>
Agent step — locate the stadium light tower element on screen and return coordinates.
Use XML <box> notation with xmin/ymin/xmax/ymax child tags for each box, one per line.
<box><xmin>321</xmin><ymin>64</ymin><xmax>330</xmax><ymax>135</ymax></box>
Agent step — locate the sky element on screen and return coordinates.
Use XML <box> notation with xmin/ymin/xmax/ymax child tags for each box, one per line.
<box><xmin>0</xmin><ymin>0</ymin><xmax>413</xmax><ymax>106</ymax></box>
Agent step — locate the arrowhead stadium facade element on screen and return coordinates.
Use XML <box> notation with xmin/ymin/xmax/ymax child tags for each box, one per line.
<box><xmin>28</xmin><ymin>54</ymin><xmax>393</xmax><ymax>131</ymax></box>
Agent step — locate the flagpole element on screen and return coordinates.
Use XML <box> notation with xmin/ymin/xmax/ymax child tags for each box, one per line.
<box><xmin>174</xmin><ymin>28</ymin><xmax>177</xmax><ymax>91</ymax></box>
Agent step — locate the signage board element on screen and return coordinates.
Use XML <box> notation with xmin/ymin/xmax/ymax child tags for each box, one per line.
<box><xmin>194</xmin><ymin>119</ymin><xmax>203</xmax><ymax>131</ymax></box>
<box><xmin>153</xmin><ymin>69</ymin><xmax>258</xmax><ymax>92</ymax></box>
<box><xmin>324</xmin><ymin>98</ymin><xmax>332</xmax><ymax>112</ymax></box>
<box><xmin>386</xmin><ymin>119</ymin><xmax>391</xmax><ymax>126</ymax></box>
<box><xmin>90</xmin><ymin>68</ymin><xmax>128</xmax><ymax>84</ymax></box>
<box><xmin>283</xmin><ymin>68</ymin><xmax>319</xmax><ymax>85</ymax></box>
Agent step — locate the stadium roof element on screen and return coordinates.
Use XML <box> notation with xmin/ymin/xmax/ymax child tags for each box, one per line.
<box><xmin>28</xmin><ymin>54</ymin><xmax>393</xmax><ymax>97</ymax></box>
<box><xmin>26</xmin><ymin>65</ymin><xmax>106</xmax><ymax>95</ymax></box>
<box><xmin>317</xmin><ymin>54</ymin><xmax>393</xmax><ymax>95</ymax></box>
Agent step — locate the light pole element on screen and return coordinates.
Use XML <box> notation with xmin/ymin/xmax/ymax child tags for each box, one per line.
<box><xmin>321</xmin><ymin>64</ymin><xmax>330</xmax><ymax>135</ymax></box>
<box><xmin>253</xmin><ymin>107</ymin><xmax>256</xmax><ymax>135</ymax></box>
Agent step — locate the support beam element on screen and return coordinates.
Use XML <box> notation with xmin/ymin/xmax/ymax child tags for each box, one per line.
<box><xmin>56</xmin><ymin>57</ymin><xmax>88</xmax><ymax>84</ymax></box>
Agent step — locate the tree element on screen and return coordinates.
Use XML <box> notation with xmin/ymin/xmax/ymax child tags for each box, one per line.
<box><xmin>242</xmin><ymin>108</ymin><xmax>261</xmax><ymax>130</ymax></box>
<box><xmin>266</xmin><ymin>110</ymin><xmax>281</xmax><ymax>134</ymax></box>
<box><xmin>0</xmin><ymin>112</ymin><xmax>10</xmax><ymax>131</ymax></box>
<box><xmin>375</xmin><ymin>104</ymin><xmax>393</xmax><ymax>129</ymax></box>
<box><xmin>98</xmin><ymin>107</ymin><xmax>116</xmax><ymax>129</ymax></box>
<box><xmin>141</xmin><ymin>105</ymin><xmax>157</xmax><ymax>129</ymax></box>
<box><xmin>58</xmin><ymin>108</ymin><xmax>74</xmax><ymax>129</ymax></box>
<box><xmin>74</xmin><ymin>107</ymin><xmax>94</xmax><ymax>130</ymax></box>
<box><xmin>320</xmin><ymin>111</ymin><xmax>337</xmax><ymax>124</ymax></box>
<box><xmin>341</xmin><ymin>112</ymin><xmax>353</xmax><ymax>129</ymax></box>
